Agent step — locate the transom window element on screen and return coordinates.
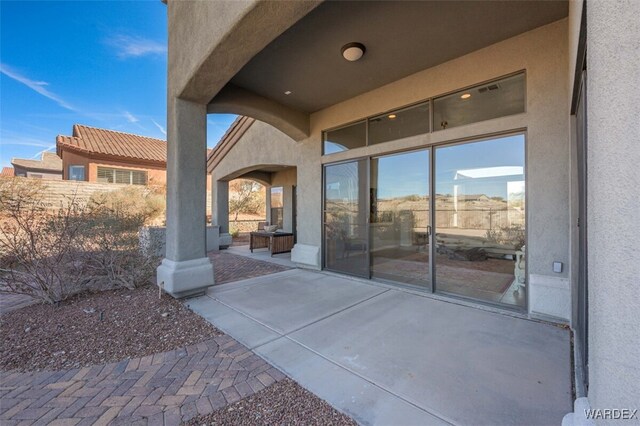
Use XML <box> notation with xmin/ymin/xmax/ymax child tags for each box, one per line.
<box><xmin>97</xmin><ymin>167</ymin><xmax>147</xmax><ymax>185</ymax></box>
<box><xmin>322</xmin><ymin>72</ymin><xmax>525</xmax><ymax>155</ymax></box>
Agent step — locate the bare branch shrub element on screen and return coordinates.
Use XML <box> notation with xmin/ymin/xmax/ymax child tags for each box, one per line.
<box><xmin>0</xmin><ymin>178</ymin><xmax>86</xmax><ymax>303</ymax></box>
<box><xmin>0</xmin><ymin>179</ymin><xmax>162</xmax><ymax>303</ymax></box>
<box><xmin>229</xmin><ymin>179</ymin><xmax>265</xmax><ymax>222</ymax></box>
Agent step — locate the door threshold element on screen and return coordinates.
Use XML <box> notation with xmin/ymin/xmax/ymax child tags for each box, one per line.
<box><xmin>319</xmin><ymin>269</ymin><xmax>545</xmax><ymax>325</ymax></box>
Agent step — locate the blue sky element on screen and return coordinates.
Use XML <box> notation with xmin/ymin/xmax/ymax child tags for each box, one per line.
<box><xmin>0</xmin><ymin>0</ymin><xmax>236</xmax><ymax>169</ymax></box>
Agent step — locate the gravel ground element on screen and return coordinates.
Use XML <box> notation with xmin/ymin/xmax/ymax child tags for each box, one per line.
<box><xmin>0</xmin><ymin>285</ymin><xmax>221</xmax><ymax>372</ymax></box>
<box><xmin>185</xmin><ymin>378</ymin><xmax>357</xmax><ymax>426</ymax></box>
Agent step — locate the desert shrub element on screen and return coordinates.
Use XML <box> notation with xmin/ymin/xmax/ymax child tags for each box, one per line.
<box><xmin>486</xmin><ymin>224</ymin><xmax>525</xmax><ymax>250</ymax></box>
<box><xmin>0</xmin><ymin>178</ymin><xmax>87</xmax><ymax>303</ymax></box>
<box><xmin>230</xmin><ymin>228</ymin><xmax>240</xmax><ymax>238</ymax></box>
<box><xmin>0</xmin><ymin>179</ymin><xmax>161</xmax><ymax>303</ymax></box>
<box><xmin>88</xmin><ymin>186</ymin><xmax>165</xmax><ymax>225</ymax></box>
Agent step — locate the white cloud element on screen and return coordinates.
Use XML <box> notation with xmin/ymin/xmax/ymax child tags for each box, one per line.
<box><xmin>2</xmin><ymin>140</ymin><xmax>51</xmax><ymax>148</ymax></box>
<box><xmin>0</xmin><ymin>63</ymin><xmax>76</xmax><ymax>111</ymax></box>
<box><xmin>151</xmin><ymin>119</ymin><xmax>166</xmax><ymax>135</ymax></box>
<box><xmin>107</xmin><ymin>34</ymin><xmax>166</xmax><ymax>59</ymax></box>
<box><xmin>123</xmin><ymin>111</ymin><xmax>139</xmax><ymax>123</ymax></box>
<box><xmin>30</xmin><ymin>145</ymin><xmax>56</xmax><ymax>159</ymax></box>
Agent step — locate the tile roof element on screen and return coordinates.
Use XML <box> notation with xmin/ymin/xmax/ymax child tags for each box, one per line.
<box><xmin>1</xmin><ymin>167</ymin><xmax>14</xmax><ymax>177</ymax></box>
<box><xmin>56</xmin><ymin>124</ymin><xmax>167</xmax><ymax>164</ymax></box>
<box><xmin>11</xmin><ymin>152</ymin><xmax>63</xmax><ymax>172</ymax></box>
<box><xmin>207</xmin><ymin>116</ymin><xmax>255</xmax><ymax>172</ymax></box>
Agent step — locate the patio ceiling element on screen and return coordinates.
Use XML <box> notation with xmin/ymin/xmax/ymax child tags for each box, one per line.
<box><xmin>222</xmin><ymin>0</ymin><xmax>568</xmax><ymax>114</ymax></box>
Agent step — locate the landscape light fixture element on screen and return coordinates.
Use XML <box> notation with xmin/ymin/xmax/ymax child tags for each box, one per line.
<box><xmin>341</xmin><ymin>42</ymin><xmax>366</xmax><ymax>62</ymax></box>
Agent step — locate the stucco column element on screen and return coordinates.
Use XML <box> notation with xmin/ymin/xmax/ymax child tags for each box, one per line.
<box><xmin>586</xmin><ymin>0</ymin><xmax>640</xmax><ymax>412</ymax></box>
<box><xmin>157</xmin><ymin>97</ymin><xmax>214</xmax><ymax>297</ymax></box>
<box><xmin>214</xmin><ymin>180</ymin><xmax>230</xmax><ymax>234</ymax></box>
<box><xmin>283</xmin><ymin>185</ymin><xmax>293</xmax><ymax>233</ymax></box>
<box><xmin>265</xmin><ymin>186</ymin><xmax>272</xmax><ymax>225</ymax></box>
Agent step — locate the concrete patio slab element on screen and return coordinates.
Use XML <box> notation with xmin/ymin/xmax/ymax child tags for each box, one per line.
<box><xmin>255</xmin><ymin>336</ymin><xmax>448</xmax><ymax>426</ymax></box>
<box><xmin>209</xmin><ymin>269</ymin><xmax>388</xmax><ymax>335</ymax></box>
<box><xmin>186</xmin><ymin>296</ymin><xmax>281</xmax><ymax>349</ymax></box>
<box><xmin>289</xmin><ymin>290</ymin><xmax>572</xmax><ymax>425</ymax></box>
<box><xmin>190</xmin><ymin>269</ymin><xmax>572</xmax><ymax>425</ymax></box>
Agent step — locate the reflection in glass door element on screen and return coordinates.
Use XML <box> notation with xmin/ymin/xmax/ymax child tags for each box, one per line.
<box><xmin>370</xmin><ymin>150</ymin><xmax>431</xmax><ymax>287</ymax></box>
<box><xmin>434</xmin><ymin>135</ymin><xmax>526</xmax><ymax>308</ymax></box>
<box><xmin>323</xmin><ymin>160</ymin><xmax>369</xmax><ymax>277</ymax></box>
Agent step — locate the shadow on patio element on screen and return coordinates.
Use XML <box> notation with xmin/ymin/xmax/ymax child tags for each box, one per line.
<box><xmin>187</xmin><ymin>268</ymin><xmax>572</xmax><ymax>425</ymax></box>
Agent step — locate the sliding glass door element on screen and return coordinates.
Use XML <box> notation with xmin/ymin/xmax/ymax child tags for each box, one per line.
<box><xmin>323</xmin><ymin>134</ymin><xmax>526</xmax><ymax>310</ymax></box>
<box><xmin>370</xmin><ymin>150</ymin><xmax>431</xmax><ymax>287</ymax></box>
<box><xmin>323</xmin><ymin>160</ymin><xmax>369</xmax><ymax>277</ymax></box>
<box><xmin>434</xmin><ymin>135</ymin><xmax>526</xmax><ymax>308</ymax></box>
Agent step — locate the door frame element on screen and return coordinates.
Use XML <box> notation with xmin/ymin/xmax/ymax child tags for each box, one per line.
<box><xmin>322</xmin><ymin>157</ymin><xmax>371</xmax><ymax>279</ymax></box>
<box><xmin>321</xmin><ymin>130</ymin><xmax>528</xmax><ymax>312</ymax></box>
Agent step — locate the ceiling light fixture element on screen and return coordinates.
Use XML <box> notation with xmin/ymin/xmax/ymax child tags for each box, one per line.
<box><xmin>388</xmin><ymin>114</ymin><xmax>397</xmax><ymax>119</ymax></box>
<box><xmin>461</xmin><ymin>93</ymin><xmax>471</xmax><ymax>99</ymax></box>
<box><xmin>284</xmin><ymin>91</ymin><xmax>292</xmax><ymax>95</ymax></box>
<box><xmin>341</xmin><ymin>42</ymin><xmax>366</xmax><ymax>62</ymax></box>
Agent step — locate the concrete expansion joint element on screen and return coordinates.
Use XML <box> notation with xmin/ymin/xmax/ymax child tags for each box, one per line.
<box><xmin>203</xmin><ymin>287</ymin><xmax>392</xmax><ymax>351</ymax></box>
<box><xmin>283</xmin><ymin>335</ymin><xmax>456</xmax><ymax>426</ymax></box>
<box><xmin>195</xmin><ymin>284</ymin><xmax>454</xmax><ymax>424</ymax></box>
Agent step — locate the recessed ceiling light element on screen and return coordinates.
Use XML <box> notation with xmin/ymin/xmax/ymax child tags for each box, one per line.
<box><xmin>284</xmin><ymin>91</ymin><xmax>292</xmax><ymax>95</ymax></box>
<box><xmin>461</xmin><ymin>93</ymin><xmax>471</xmax><ymax>99</ymax></box>
<box><xmin>341</xmin><ymin>42</ymin><xmax>366</xmax><ymax>62</ymax></box>
<box><xmin>388</xmin><ymin>114</ymin><xmax>397</xmax><ymax>119</ymax></box>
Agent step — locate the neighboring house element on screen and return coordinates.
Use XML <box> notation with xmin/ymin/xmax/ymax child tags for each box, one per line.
<box><xmin>161</xmin><ymin>0</ymin><xmax>639</xmax><ymax>419</ymax></box>
<box><xmin>11</xmin><ymin>152</ymin><xmax>62</xmax><ymax>179</ymax></box>
<box><xmin>0</xmin><ymin>167</ymin><xmax>14</xmax><ymax>177</ymax></box>
<box><xmin>56</xmin><ymin>124</ymin><xmax>167</xmax><ymax>185</ymax></box>
<box><xmin>55</xmin><ymin>124</ymin><xmax>213</xmax><ymax>190</ymax></box>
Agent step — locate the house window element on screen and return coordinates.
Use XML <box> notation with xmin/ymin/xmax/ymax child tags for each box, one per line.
<box><xmin>322</xmin><ymin>72</ymin><xmax>526</xmax><ymax>153</ymax></box>
<box><xmin>323</xmin><ymin>121</ymin><xmax>366</xmax><ymax>155</ymax></box>
<box><xmin>97</xmin><ymin>167</ymin><xmax>147</xmax><ymax>185</ymax></box>
<box><xmin>433</xmin><ymin>73</ymin><xmax>525</xmax><ymax>131</ymax></box>
<box><xmin>270</xmin><ymin>187</ymin><xmax>284</xmax><ymax>229</ymax></box>
<box><xmin>68</xmin><ymin>165</ymin><xmax>85</xmax><ymax>181</ymax></box>
<box><xmin>368</xmin><ymin>101</ymin><xmax>430</xmax><ymax>145</ymax></box>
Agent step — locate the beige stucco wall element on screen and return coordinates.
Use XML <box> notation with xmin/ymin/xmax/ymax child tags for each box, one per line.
<box><xmin>168</xmin><ymin>0</ymin><xmax>320</xmax><ymax>103</ymax></box>
<box><xmin>209</xmin><ymin>18</ymin><xmax>571</xmax><ymax>287</ymax></box>
<box><xmin>289</xmin><ymin>19</ymin><xmax>570</xmax><ymax>285</ymax></box>
<box><xmin>210</xmin><ymin>120</ymin><xmax>299</xmax><ymax>183</ymax></box>
<box><xmin>586</xmin><ymin>0</ymin><xmax>640</xmax><ymax>413</ymax></box>
<box><xmin>210</xmin><ymin>120</ymin><xmax>298</xmax><ymax>233</ymax></box>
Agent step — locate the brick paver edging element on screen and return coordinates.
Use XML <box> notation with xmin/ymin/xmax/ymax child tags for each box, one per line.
<box><xmin>0</xmin><ymin>335</ymin><xmax>285</xmax><ymax>425</ymax></box>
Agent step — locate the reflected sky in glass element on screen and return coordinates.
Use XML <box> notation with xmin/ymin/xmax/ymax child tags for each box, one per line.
<box><xmin>373</xmin><ymin>135</ymin><xmax>524</xmax><ymax>199</ymax></box>
<box><xmin>436</xmin><ymin>135</ymin><xmax>525</xmax><ymax>199</ymax></box>
<box><xmin>375</xmin><ymin>150</ymin><xmax>429</xmax><ymax>199</ymax></box>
